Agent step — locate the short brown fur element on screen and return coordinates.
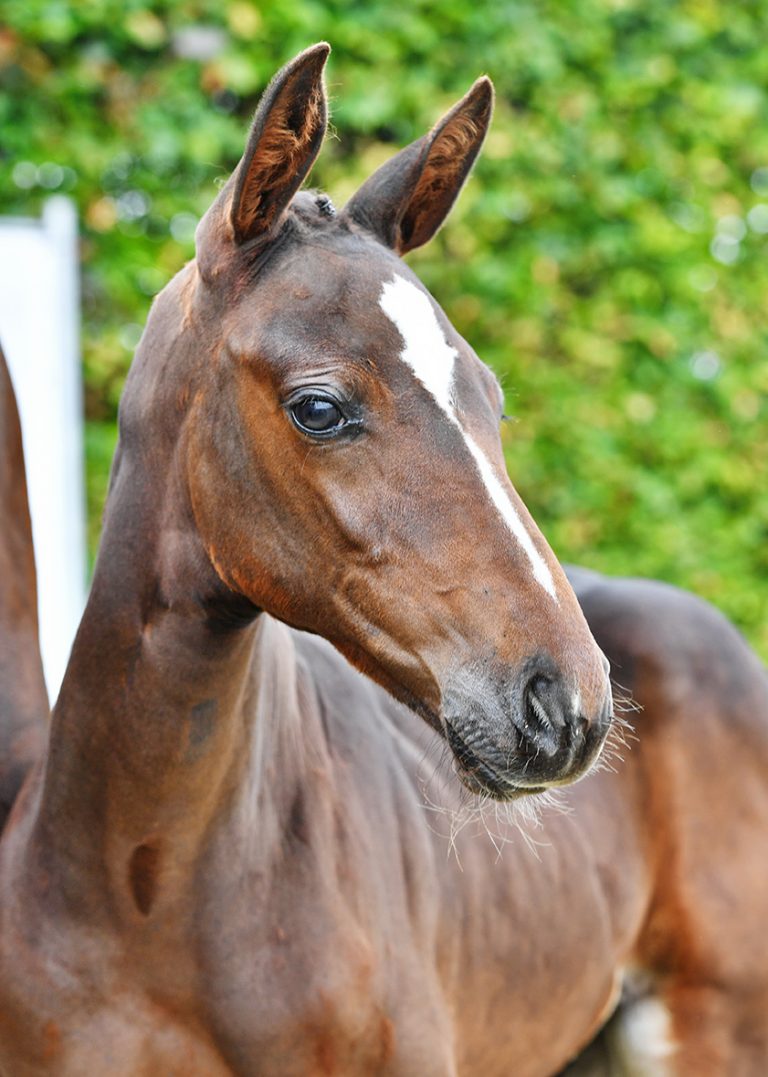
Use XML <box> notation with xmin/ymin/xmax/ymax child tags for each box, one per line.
<box><xmin>1</xmin><ymin>47</ymin><xmax>767</xmax><ymax>1077</ymax></box>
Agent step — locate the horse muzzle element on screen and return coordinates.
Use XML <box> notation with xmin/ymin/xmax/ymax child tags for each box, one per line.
<box><xmin>441</xmin><ymin>658</ymin><xmax>613</xmax><ymax>800</ymax></box>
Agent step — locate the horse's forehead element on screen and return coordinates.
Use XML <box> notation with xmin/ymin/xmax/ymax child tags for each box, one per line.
<box><xmin>242</xmin><ymin>245</ymin><xmax>459</xmax><ymax>365</ymax></box>
<box><xmin>265</xmin><ymin>243</ymin><xmax>413</xmax><ymax>312</ymax></box>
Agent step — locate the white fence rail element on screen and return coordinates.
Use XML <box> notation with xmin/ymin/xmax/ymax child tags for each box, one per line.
<box><xmin>0</xmin><ymin>196</ymin><xmax>86</xmax><ymax>702</ymax></box>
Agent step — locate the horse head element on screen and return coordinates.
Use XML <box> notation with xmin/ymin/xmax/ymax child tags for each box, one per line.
<box><xmin>119</xmin><ymin>44</ymin><xmax>612</xmax><ymax>800</ymax></box>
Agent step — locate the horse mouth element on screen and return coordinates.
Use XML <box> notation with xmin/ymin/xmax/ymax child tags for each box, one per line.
<box><xmin>444</xmin><ymin>721</ymin><xmax>548</xmax><ymax>801</ymax></box>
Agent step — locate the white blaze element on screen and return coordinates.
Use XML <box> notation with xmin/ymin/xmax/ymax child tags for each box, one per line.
<box><xmin>379</xmin><ymin>274</ymin><xmax>557</xmax><ymax>600</ymax></box>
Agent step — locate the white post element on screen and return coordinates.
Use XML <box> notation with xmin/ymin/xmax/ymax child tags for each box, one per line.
<box><xmin>0</xmin><ymin>196</ymin><xmax>86</xmax><ymax>703</ymax></box>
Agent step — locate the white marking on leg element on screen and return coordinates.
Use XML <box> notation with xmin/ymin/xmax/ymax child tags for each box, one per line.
<box><xmin>379</xmin><ymin>274</ymin><xmax>557</xmax><ymax>600</ymax></box>
<box><xmin>613</xmin><ymin>995</ymin><xmax>677</xmax><ymax>1076</ymax></box>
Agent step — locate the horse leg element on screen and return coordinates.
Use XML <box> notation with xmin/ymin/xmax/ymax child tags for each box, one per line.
<box><xmin>563</xmin><ymin>983</ymin><xmax>768</xmax><ymax>1076</ymax></box>
<box><xmin>557</xmin><ymin>993</ymin><xmax>674</xmax><ymax>1077</ymax></box>
<box><xmin>654</xmin><ymin>981</ymin><xmax>768</xmax><ymax>1076</ymax></box>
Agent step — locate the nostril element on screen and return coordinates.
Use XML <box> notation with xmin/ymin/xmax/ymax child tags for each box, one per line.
<box><xmin>527</xmin><ymin>674</ymin><xmax>566</xmax><ymax>731</ymax></box>
<box><xmin>519</xmin><ymin>674</ymin><xmax>563</xmax><ymax>758</ymax></box>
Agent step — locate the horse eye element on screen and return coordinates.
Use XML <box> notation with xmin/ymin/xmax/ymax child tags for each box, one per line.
<box><xmin>290</xmin><ymin>396</ymin><xmax>346</xmax><ymax>435</ymax></box>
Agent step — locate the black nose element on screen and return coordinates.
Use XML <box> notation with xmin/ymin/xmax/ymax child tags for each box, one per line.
<box><xmin>512</xmin><ymin>666</ymin><xmax>611</xmax><ymax>784</ymax></box>
<box><xmin>517</xmin><ymin>673</ymin><xmax>580</xmax><ymax>759</ymax></box>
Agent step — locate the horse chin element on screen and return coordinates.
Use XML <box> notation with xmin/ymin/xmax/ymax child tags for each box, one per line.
<box><xmin>455</xmin><ymin>767</ymin><xmax>547</xmax><ymax>802</ymax></box>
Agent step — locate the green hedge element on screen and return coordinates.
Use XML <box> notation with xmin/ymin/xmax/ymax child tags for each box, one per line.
<box><xmin>2</xmin><ymin>1</ymin><xmax>766</xmax><ymax>657</ymax></box>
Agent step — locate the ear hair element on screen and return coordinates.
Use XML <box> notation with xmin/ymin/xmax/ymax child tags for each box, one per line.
<box><xmin>341</xmin><ymin>76</ymin><xmax>494</xmax><ymax>255</ymax></box>
<box><xmin>231</xmin><ymin>43</ymin><xmax>330</xmax><ymax>244</ymax></box>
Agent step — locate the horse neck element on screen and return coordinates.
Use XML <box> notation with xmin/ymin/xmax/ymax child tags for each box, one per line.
<box><xmin>0</xmin><ymin>349</ymin><xmax>47</xmax><ymax>826</ymax></box>
<box><xmin>29</xmin><ymin>294</ymin><xmax>316</xmax><ymax>915</ymax></box>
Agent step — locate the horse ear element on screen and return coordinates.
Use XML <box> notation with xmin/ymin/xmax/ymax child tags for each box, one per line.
<box><xmin>341</xmin><ymin>77</ymin><xmax>493</xmax><ymax>255</ymax></box>
<box><xmin>201</xmin><ymin>43</ymin><xmax>329</xmax><ymax>256</ymax></box>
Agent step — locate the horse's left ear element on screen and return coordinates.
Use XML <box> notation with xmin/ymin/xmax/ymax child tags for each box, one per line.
<box><xmin>341</xmin><ymin>77</ymin><xmax>493</xmax><ymax>255</ymax></box>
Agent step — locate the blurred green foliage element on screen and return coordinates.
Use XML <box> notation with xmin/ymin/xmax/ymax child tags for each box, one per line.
<box><xmin>1</xmin><ymin>0</ymin><xmax>766</xmax><ymax>656</ymax></box>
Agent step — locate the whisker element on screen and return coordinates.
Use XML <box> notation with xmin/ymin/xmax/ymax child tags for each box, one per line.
<box><xmin>417</xmin><ymin>751</ymin><xmax>568</xmax><ymax>864</ymax></box>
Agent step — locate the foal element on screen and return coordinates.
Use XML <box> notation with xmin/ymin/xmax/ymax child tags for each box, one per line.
<box><xmin>1</xmin><ymin>44</ymin><xmax>767</xmax><ymax>1077</ymax></box>
<box><xmin>0</xmin><ymin>346</ymin><xmax>47</xmax><ymax>830</ymax></box>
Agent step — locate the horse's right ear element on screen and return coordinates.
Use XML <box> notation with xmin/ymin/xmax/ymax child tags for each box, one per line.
<box><xmin>197</xmin><ymin>43</ymin><xmax>329</xmax><ymax>267</ymax></box>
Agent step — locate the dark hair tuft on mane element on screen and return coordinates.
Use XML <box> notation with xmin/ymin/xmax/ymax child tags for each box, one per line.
<box><xmin>315</xmin><ymin>193</ymin><xmax>336</xmax><ymax>219</ymax></box>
